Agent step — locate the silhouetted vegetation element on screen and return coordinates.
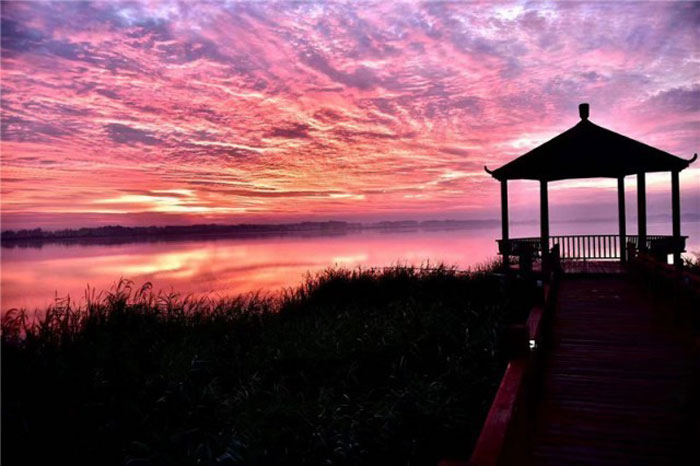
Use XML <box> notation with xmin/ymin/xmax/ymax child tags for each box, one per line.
<box><xmin>684</xmin><ymin>251</ymin><xmax>700</xmax><ymax>275</ymax></box>
<box><xmin>0</xmin><ymin>221</ymin><xmax>361</xmax><ymax>243</ymax></box>
<box><xmin>2</xmin><ymin>264</ymin><xmax>535</xmax><ymax>466</ymax></box>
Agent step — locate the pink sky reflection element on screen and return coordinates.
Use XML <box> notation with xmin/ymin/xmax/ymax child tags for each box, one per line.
<box><xmin>0</xmin><ymin>229</ymin><xmax>500</xmax><ymax>311</ymax></box>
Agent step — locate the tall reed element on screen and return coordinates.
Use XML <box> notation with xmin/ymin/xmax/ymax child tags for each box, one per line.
<box><xmin>2</xmin><ymin>263</ymin><xmax>534</xmax><ymax>466</ymax></box>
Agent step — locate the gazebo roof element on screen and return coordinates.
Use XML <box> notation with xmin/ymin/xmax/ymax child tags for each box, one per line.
<box><xmin>486</xmin><ymin>103</ymin><xmax>696</xmax><ymax>181</ymax></box>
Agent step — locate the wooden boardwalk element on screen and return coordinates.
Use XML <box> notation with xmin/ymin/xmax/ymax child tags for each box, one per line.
<box><xmin>529</xmin><ymin>275</ymin><xmax>697</xmax><ymax>465</ymax></box>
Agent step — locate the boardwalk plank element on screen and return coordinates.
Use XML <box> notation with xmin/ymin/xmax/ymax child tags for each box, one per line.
<box><xmin>529</xmin><ymin>276</ymin><xmax>696</xmax><ymax>465</ymax></box>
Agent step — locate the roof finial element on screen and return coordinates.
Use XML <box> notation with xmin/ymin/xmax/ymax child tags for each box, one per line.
<box><xmin>579</xmin><ymin>103</ymin><xmax>589</xmax><ymax>120</ymax></box>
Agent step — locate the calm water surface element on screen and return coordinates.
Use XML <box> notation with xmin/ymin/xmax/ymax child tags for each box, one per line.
<box><xmin>2</xmin><ymin>221</ymin><xmax>698</xmax><ymax>313</ymax></box>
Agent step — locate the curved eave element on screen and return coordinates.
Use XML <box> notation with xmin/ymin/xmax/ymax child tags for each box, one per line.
<box><xmin>486</xmin><ymin>120</ymin><xmax>697</xmax><ymax>182</ymax></box>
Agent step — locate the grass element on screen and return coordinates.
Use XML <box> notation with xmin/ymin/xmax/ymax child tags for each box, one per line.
<box><xmin>1</xmin><ymin>264</ymin><xmax>536</xmax><ymax>466</ymax></box>
<box><xmin>684</xmin><ymin>251</ymin><xmax>700</xmax><ymax>275</ymax></box>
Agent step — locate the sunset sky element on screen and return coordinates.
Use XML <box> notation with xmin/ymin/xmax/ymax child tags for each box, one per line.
<box><xmin>1</xmin><ymin>1</ymin><xmax>698</xmax><ymax>230</ymax></box>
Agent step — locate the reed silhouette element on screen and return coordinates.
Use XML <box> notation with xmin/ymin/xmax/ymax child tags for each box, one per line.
<box><xmin>2</xmin><ymin>264</ymin><xmax>536</xmax><ymax>466</ymax></box>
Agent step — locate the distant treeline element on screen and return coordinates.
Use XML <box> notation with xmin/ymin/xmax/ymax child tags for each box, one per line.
<box><xmin>0</xmin><ymin>222</ymin><xmax>359</xmax><ymax>241</ymax></box>
<box><xmin>1</xmin><ymin>219</ymin><xmax>500</xmax><ymax>243</ymax></box>
<box><xmin>4</xmin><ymin>214</ymin><xmax>697</xmax><ymax>244</ymax></box>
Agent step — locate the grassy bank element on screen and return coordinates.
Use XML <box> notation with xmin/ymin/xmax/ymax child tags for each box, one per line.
<box><xmin>2</xmin><ymin>265</ymin><xmax>535</xmax><ymax>465</ymax></box>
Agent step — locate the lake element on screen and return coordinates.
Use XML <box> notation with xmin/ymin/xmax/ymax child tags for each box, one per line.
<box><xmin>2</xmin><ymin>220</ymin><xmax>698</xmax><ymax>313</ymax></box>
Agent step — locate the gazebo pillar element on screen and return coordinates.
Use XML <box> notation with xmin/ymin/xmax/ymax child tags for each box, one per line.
<box><xmin>500</xmin><ymin>180</ymin><xmax>509</xmax><ymax>268</ymax></box>
<box><xmin>671</xmin><ymin>170</ymin><xmax>682</xmax><ymax>267</ymax></box>
<box><xmin>637</xmin><ymin>173</ymin><xmax>647</xmax><ymax>252</ymax></box>
<box><xmin>540</xmin><ymin>180</ymin><xmax>549</xmax><ymax>262</ymax></box>
<box><xmin>617</xmin><ymin>177</ymin><xmax>627</xmax><ymax>263</ymax></box>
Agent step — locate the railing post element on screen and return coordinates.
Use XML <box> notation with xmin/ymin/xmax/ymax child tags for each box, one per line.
<box><xmin>550</xmin><ymin>244</ymin><xmax>561</xmax><ymax>274</ymax></box>
<box><xmin>519</xmin><ymin>243</ymin><xmax>533</xmax><ymax>274</ymax></box>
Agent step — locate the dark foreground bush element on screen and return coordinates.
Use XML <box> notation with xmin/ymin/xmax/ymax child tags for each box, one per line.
<box><xmin>2</xmin><ymin>265</ymin><xmax>533</xmax><ymax>465</ymax></box>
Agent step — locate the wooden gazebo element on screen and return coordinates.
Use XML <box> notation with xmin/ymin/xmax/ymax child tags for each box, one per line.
<box><xmin>485</xmin><ymin>103</ymin><xmax>696</xmax><ymax>268</ymax></box>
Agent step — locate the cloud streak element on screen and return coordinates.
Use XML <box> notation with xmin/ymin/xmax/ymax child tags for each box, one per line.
<box><xmin>1</xmin><ymin>1</ymin><xmax>698</xmax><ymax>229</ymax></box>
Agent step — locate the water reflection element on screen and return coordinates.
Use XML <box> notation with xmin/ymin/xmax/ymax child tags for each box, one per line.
<box><xmin>1</xmin><ymin>228</ymin><xmax>501</xmax><ymax>312</ymax></box>
<box><xmin>2</xmin><ymin>221</ymin><xmax>697</xmax><ymax>313</ymax></box>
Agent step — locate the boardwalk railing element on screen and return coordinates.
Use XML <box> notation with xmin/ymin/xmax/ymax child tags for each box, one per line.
<box><xmin>449</xmin><ymin>251</ymin><xmax>698</xmax><ymax>466</ymax></box>
<box><xmin>498</xmin><ymin>234</ymin><xmax>686</xmax><ymax>261</ymax></box>
<box><xmin>445</xmin><ymin>248</ymin><xmax>561</xmax><ymax>466</ymax></box>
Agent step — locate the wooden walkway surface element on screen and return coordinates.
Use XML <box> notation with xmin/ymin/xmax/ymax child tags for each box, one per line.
<box><xmin>529</xmin><ymin>275</ymin><xmax>698</xmax><ymax>465</ymax></box>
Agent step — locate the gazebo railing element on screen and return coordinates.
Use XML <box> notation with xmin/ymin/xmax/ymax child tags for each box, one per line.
<box><xmin>498</xmin><ymin>234</ymin><xmax>686</xmax><ymax>260</ymax></box>
<box><xmin>552</xmin><ymin>234</ymin><xmax>621</xmax><ymax>259</ymax></box>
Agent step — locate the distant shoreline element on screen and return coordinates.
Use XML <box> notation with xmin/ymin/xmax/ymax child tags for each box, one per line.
<box><xmin>0</xmin><ymin>219</ymin><xmax>501</xmax><ymax>246</ymax></box>
<box><xmin>2</xmin><ymin>214</ymin><xmax>697</xmax><ymax>246</ymax></box>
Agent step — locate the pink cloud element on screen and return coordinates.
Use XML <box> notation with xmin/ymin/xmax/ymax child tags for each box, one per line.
<box><xmin>1</xmin><ymin>1</ymin><xmax>698</xmax><ymax>229</ymax></box>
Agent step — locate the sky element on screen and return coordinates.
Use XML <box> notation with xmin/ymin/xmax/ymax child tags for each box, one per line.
<box><xmin>1</xmin><ymin>0</ymin><xmax>699</xmax><ymax>230</ymax></box>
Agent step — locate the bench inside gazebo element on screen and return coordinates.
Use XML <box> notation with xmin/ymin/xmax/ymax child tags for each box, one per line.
<box><xmin>485</xmin><ymin>103</ymin><xmax>696</xmax><ymax>271</ymax></box>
